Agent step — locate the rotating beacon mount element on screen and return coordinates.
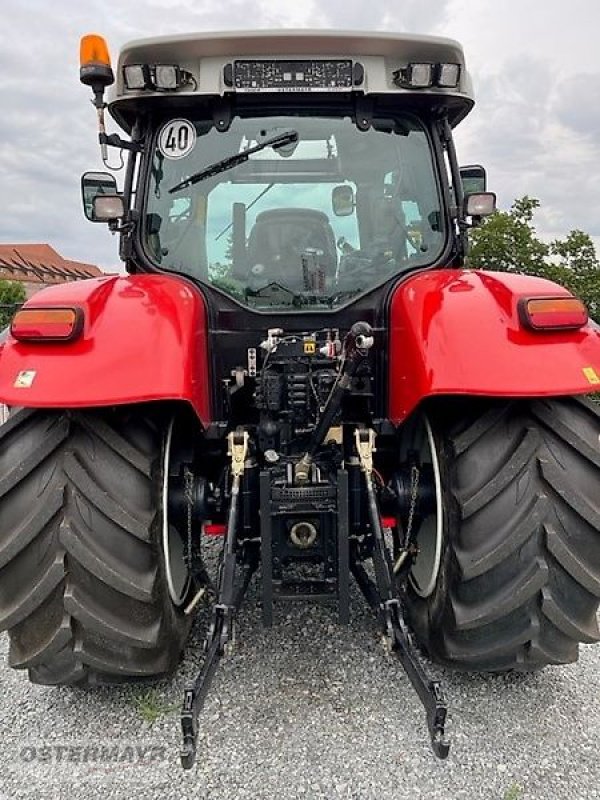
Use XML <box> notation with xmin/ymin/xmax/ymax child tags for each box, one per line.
<box><xmin>79</xmin><ymin>35</ymin><xmax>142</xmax><ymax>162</ymax></box>
<box><xmin>79</xmin><ymin>35</ymin><xmax>115</xmax><ymax>164</ymax></box>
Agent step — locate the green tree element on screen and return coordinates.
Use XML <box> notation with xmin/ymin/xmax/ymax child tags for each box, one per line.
<box><xmin>0</xmin><ymin>280</ymin><xmax>26</xmax><ymax>329</ymax></box>
<box><xmin>467</xmin><ymin>196</ymin><xmax>548</xmax><ymax>274</ymax></box>
<box><xmin>549</xmin><ymin>230</ymin><xmax>600</xmax><ymax>320</ymax></box>
<box><xmin>467</xmin><ymin>197</ymin><xmax>600</xmax><ymax>321</ymax></box>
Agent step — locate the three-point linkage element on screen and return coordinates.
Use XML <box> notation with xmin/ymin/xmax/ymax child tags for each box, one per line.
<box><xmin>180</xmin><ymin>431</ymin><xmax>257</xmax><ymax>770</ymax></box>
<box><xmin>353</xmin><ymin>428</ymin><xmax>450</xmax><ymax>759</ymax></box>
<box><xmin>180</xmin><ymin>425</ymin><xmax>450</xmax><ymax>768</ymax></box>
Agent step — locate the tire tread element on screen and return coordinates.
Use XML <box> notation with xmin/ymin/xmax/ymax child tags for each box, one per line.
<box><xmin>0</xmin><ymin>408</ymin><xmax>190</xmax><ymax>686</ymax></box>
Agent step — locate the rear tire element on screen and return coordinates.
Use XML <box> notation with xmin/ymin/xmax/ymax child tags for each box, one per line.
<box><xmin>405</xmin><ymin>396</ymin><xmax>600</xmax><ymax>671</ymax></box>
<box><xmin>0</xmin><ymin>407</ymin><xmax>192</xmax><ymax>685</ymax></box>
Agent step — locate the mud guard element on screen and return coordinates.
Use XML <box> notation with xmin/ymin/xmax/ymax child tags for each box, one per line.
<box><xmin>0</xmin><ymin>274</ymin><xmax>211</xmax><ymax>426</ymax></box>
<box><xmin>388</xmin><ymin>269</ymin><xmax>600</xmax><ymax>423</ymax></box>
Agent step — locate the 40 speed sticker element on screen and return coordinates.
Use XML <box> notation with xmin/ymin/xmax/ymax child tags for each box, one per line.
<box><xmin>158</xmin><ymin>119</ymin><xmax>196</xmax><ymax>159</ymax></box>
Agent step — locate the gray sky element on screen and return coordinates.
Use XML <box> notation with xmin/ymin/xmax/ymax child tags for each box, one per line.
<box><xmin>1</xmin><ymin>0</ymin><xmax>598</xmax><ymax>269</ymax></box>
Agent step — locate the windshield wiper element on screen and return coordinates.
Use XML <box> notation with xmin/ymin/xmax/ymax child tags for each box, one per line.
<box><xmin>169</xmin><ymin>130</ymin><xmax>299</xmax><ymax>193</ymax></box>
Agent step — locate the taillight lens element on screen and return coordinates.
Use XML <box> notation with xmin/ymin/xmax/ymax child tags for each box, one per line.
<box><xmin>520</xmin><ymin>297</ymin><xmax>588</xmax><ymax>331</ymax></box>
<box><xmin>11</xmin><ymin>307</ymin><xmax>83</xmax><ymax>342</ymax></box>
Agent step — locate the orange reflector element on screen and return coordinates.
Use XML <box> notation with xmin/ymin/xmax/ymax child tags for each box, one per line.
<box><xmin>80</xmin><ymin>34</ymin><xmax>111</xmax><ymax>69</ymax></box>
<box><xmin>11</xmin><ymin>308</ymin><xmax>83</xmax><ymax>342</ymax></box>
<box><xmin>520</xmin><ymin>296</ymin><xmax>588</xmax><ymax>331</ymax></box>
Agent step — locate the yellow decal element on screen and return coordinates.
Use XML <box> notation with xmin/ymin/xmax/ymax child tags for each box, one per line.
<box><xmin>14</xmin><ymin>370</ymin><xmax>37</xmax><ymax>388</ymax></box>
<box><xmin>304</xmin><ymin>341</ymin><xmax>316</xmax><ymax>355</ymax></box>
<box><xmin>583</xmin><ymin>367</ymin><xmax>600</xmax><ymax>385</ymax></box>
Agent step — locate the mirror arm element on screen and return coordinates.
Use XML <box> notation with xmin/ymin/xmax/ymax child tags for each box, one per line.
<box><xmin>99</xmin><ymin>132</ymin><xmax>144</xmax><ymax>153</ymax></box>
<box><xmin>110</xmin><ymin>208</ymin><xmax>139</xmax><ymax>235</ymax></box>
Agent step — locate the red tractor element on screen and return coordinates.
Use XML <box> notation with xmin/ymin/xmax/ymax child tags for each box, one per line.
<box><xmin>1</xmin><ymin>31</ymin><xmax>599</xmax><ymax>768</ymax></box>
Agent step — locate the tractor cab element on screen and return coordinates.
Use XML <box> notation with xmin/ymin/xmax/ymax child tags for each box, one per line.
<box><xmin>80</xmin><ymin>31</ymin><xmax>492</xmax><ymax>313</ymax></box>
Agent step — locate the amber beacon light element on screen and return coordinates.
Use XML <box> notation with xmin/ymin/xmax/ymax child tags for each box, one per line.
<box><xmin>80</xmin><ymin>34</ymin><xmax>114</xmax><ymax>88</ymax></box>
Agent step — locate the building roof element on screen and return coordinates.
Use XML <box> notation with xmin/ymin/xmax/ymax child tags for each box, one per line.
<box><xmin>0</xmin><ymin>244</ymin><xmax>103</xmax><ymax>286</ymax></box>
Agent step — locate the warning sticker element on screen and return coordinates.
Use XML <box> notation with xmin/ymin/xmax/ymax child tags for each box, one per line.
<box><xmin>583</xmin><ymin>366</ymin><xmax>600</xmax><ymax>385</ymax></box>
<box><xmin>158</xmin><ymin>119</ymin><xmax>196</xmax><ymax>160</ymax></box>
<box><xmin>14</xmin><ymin>370</ymin><xmax>36</xmax><ymax>388</ymax></box>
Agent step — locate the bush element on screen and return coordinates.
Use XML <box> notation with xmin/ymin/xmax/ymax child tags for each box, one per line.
<box><xmin>0</xmin><ymin>280</ymin><xmax>26</xmax><ymax>329</ymax></box>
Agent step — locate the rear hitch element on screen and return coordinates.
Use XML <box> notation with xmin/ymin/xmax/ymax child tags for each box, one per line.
<box><xmin>180</xmin><ymin>425</ymin><xmax>449</xmax><ymax>769</ymax></box>
<box><xmin>353</xmin><ymin>428</ymin><xmax>450</xmax><ymax>759</ymax></box>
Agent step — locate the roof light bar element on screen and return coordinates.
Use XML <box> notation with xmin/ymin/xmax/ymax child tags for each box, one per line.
<box><xmin>393</xmin><ymin>62</ymin><xmax>461</xmax><ymax>89</ymax></box>
<box><xmin>11</xmin><ymin>307</ymin><xmax>83</xmax><ymax>342</ymax></box>
<box><xmin>123</xmin><ymin>64</ymin><xmax>191</xmax><ymax>92</ymax></box>
<box><xmin>519</xmin><ymin>297</ymin><xmax>588</xmax><ymax>331</ymax></box>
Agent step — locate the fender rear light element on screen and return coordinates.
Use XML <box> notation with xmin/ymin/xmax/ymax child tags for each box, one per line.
<box><xmin>520</xmin><ymin>297</ymin><xmax>588</xmax><ymax>331</ymax></box>
<box><xmin>11</xmin><ymin>307</ymin><xmax>83</xmax><ymax>342</ymax></box>
<box><xmin>203</xmin><ymin>523</ymin><xmax>226</xmax><ymax>537</ymax></box>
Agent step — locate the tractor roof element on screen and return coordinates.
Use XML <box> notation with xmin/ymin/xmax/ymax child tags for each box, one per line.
<box><xmin>108</xmin><ymin>30</ymin><xmax>474</xmax><ymax>129</ymax></box>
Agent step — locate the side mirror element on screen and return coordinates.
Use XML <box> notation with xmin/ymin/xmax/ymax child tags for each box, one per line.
<box><xmin>459</xmin><ymin>164</ymin><xmax>487</xmax><ymax>196</ymax></box>
<box><xmin>81</xmin><ymin>171</ymin><xmax>119</xmax><ymax>222</ymax></box>
<box><xmin>463</xmin><ymin>192</ymin><xmax>497</xmax><ymax>218</ymax></box>
<box><xmin>332</xmin><ymin>185</ymin><xmax>355</xmax><ymax>217</ymax></box>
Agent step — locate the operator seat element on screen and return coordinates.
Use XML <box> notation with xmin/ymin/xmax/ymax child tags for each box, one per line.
<box><xmin>370</xmin><ymin>196</ymin><xmax>407</xmax><ymax>261</ymax></box>
<box><xmin>243</xmin><ymin>208</ymin><xmax>337</xmax><ymax>288</ymax></box>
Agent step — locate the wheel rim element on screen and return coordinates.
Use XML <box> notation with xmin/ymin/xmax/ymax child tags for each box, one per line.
<box><xmin>162</xmin><ymin>418</ymin><xmax>192</xmax><ymax>606</ymax></box>
<box><xmin>403</xmin><ymin>415</ymin><xmax>443</xmax><ymax>599</ymax></box>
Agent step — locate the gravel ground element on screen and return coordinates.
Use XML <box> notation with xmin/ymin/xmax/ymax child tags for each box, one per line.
<box><xmin>1</xmin><ymin>578</ymin><xmax>599</xmax><ymax>800</ymax></box>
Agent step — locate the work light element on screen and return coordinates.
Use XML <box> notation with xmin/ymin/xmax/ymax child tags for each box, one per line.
<box><xmin>397</xmin><ymin>63</ymin><xmax>434</xmax><ymax>88</ymax></box>
<box><xmin>123</xmin><ymin>63</ymin><xmax>190</xmax><ymax>91</ymax></box>
<box><xmin>437</xmin><ymin>63</ymin><xmax>461</xmax><ymax>88</ymax></box>
<box><xmin>123</xmin><ymin>64</ymin><xmax>149</xmax><ymax>90</ymax></box>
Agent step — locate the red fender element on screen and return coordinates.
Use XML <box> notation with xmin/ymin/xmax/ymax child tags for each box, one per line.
<box><xmin>388</xmin><ymin>269</ymin><xmax>600</xmax><ymax>423</ymax></box>
<box><xmin>0</xmin><ymin>274</ymin><xmax>211</xmax><ymax>426</ymax></box>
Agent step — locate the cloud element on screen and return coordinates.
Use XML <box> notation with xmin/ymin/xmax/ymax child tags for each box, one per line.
<box><xmin>553</xmin><ymin>73</ymin><xmax>600</xmax><ymax>141</ymax></box>
<box><xmin>315</xmin><ymin>0</ymin><xmax>453</xmax><ymax>32</ymax></box>
<box><xmin>0</xmin><ymin>0</ymin><xmax>599</xmax><ymax>270</ymax></box>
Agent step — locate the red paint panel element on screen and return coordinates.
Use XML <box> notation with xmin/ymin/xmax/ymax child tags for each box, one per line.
<box><xmin>388</xmin><ymin>269</ymin><xmax>600</xmax><ymax>423</ymax></box>
<box><xmin>0</xmin><ymin>274</ymin><xmax>211</xmax><ymax>426</ymax></box>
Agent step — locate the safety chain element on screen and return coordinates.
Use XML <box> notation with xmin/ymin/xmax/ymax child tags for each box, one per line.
<box><xmin>405</xmin><ymin>464</ymin><xmax>421</xmax><ymax>545</ymax></box>
<box><xmin>183</xmin><ymin>465</ymin><xmax>195</xmax><ymax>571</ymax></box>
<box><xmin>393</xmin><ymin>463</ymin><xmax>421</xmax><ymax>575</ymax></box>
